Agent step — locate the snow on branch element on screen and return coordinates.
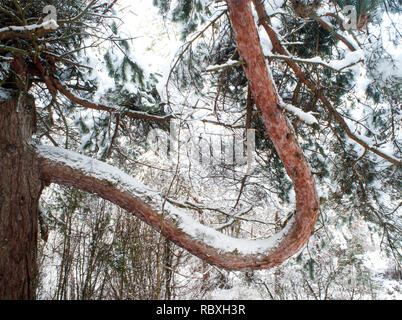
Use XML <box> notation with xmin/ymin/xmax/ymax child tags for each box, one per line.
<box><xmin>0</xmin><ymin>20</ymin><xmax>58</xmax><ymax>41</ymax></box>
<box><xmin>0</xmin><ymin>55</ymin><xmax>13</xmax><ymax>62</ymax></box>
<box><xmin>250</xmin><ymin>4</ymin><xmax>400</xmax><ymax>167</ymax></box>
<box><xmin>317</xmin><ymin>17</ymin><xmax>359</xmax><ymax>52</ymax></box>
<box><xmin>37</xmin><ymin>145</ymin><xmax>153</xmax><ymax>197</ymax></box>
<box><xmin>36</xmin><ymin>144</ymin><xmax>297</xmax><ymax>270</ymax></box>
<box><xmin>205</xmin><ymin>59</ymin><xmax>245</xmax><ymax>72</ymax></box>
<box><xmin>36</xmin><ymin>145</ymin><xmax>291</xmax><ymax>254</ymax></box>
<box><xmin>266</xmin><ymin>50</ymin><xmax>364</xmax><ymax>73</ymax></box>
<box><xmin>279</xmin><ymin>100</ymin><xmax>318</xmax><ymax>125</ymax></box>
<box><xmin>0</xmin><ymin>20</ymin><xmax>58</xmax><ymax>33</ymax></box>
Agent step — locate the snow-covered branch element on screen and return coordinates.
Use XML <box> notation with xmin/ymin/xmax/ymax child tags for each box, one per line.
<box><xmin>280</xmin><ymin>101</ymin><xmax>318</xmax><ymax>125</ymax></box>
<box><xmin>205</xmin><ymin>59</ymin><xmax>245</xmax><ymax>72</ymax></box>
<box><xmin>0</xmin><ymin>55</ymin><xmax>13</xmax><ymax>62</ymax></box>
<box><xmin>266</xmin><ymin>50</ymin><xmax>364</xmax><ymax>73</ymax></box>
<box><xmin>251</xmin><ymin>0</ymin><xmax>401</xmax><ymax>167</ymax></box>
<box><xmin>0</xmin><ymin>20</ymin><xmax>58</xmax><ymax>41</ymax></box>
<box><xmin>36</xmin><ymin>144</ymin><xmax>298</xmax><ymax>270</ymax></box>
<box><xmin>317</xmin><ymin>17</ymin><xmax>359</xmax><ymax>52</ymax></box>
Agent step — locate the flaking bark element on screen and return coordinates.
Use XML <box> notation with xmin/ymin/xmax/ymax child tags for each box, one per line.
<box><xmin>0</xmin><ymin>93</ymin><xmax>43</xmax><ymax>299</ymax></box>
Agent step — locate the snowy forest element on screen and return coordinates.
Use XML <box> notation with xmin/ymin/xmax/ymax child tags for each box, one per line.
<box><xmin>0</xmin><ymin>0</ymin><xmax>401</xmax><ymax>300</ymax></box>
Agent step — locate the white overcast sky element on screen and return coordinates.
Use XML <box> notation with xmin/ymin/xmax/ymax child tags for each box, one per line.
<box><xmin>115</xmin><ymin>0</ymin><xmax>181</xmax><ymax>74</ymax></box>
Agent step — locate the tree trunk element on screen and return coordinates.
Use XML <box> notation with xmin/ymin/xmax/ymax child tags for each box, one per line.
<box><xmin>0</xmin><ymin>93</ymin><xmax>43</xmax><ymax>299</ymax></box>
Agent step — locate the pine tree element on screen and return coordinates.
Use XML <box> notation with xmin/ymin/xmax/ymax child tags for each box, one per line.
<box><xmin>1</xmin><ymin>0</ymin><xmax>400</xmax><ymax>299</ymax></box>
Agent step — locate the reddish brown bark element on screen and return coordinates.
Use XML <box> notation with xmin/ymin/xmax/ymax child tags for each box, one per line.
<box><xmin>0</xmin><ymin>3</ymin><xmax>320</xmax><ymax>291</ymax></box>
<box><xmin>36</xmin><ymin>0</ymin><xmax>320</xmax><ymax>271</ymax></box>
<box><xmin>226</xmin><ymin>0</ymin><xmax>319</xmax><ymax>267</ymax></box>
<box><xmin>252</xmin><ymin>0</ymin><xmax>401</xmax><ymax>167</ymax></box>
<box><xmin>0</xmin><ymin>93</ymin><xmax>43</xmax><ymax>299</ymax></box>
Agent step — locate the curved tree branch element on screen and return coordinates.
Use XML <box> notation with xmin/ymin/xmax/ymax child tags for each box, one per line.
<box><xmin>34</xmin><ymin>0</ymin><xmax>320</xmax><ymax>271</ymax></box>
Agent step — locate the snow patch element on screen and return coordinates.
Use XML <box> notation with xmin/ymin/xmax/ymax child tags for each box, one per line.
<box><xmin>0</xmin><ymin>88</ymin><xmax>11</xmax><ymax>102</ymax></box>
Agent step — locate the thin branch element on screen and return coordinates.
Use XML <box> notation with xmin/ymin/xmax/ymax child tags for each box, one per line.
<box><xmin>0</xmin><ymin>20</ymin><xmax>58</xmax><ymax>41</ymax></box>
<box><xmin>0</xmin><ymin>44</ymin><xmax>31</xmax><ymax>55</ymax></box>
<box><xmin>316</xmin><ymin>17</ymin><xmax>358</xmax><ymax>52</ymax></box>
<box><xmin>51</xmin><ymin>76</ymin><xmax>173</xmax><ymax>122</ymax></box>
<box><xmin>57</xmin><ymin>0</ymin><xmax>99</xmax><ymax>25</ymax></box>
<box><xmin>251</xmin><ymin>0</ymin><xmax>401</xmax><ymax>167</ymax></box>
<box><xmin>0</xmin><ymin>5</ymin><xmax>23</xmax><ymax>24</ymax></box>
<box><xmin>205</xmin><ymin>59</ymin><xmax>245</xmax><ymax>72</ymax></box>
<box><xmin>166</xmin><ymin>10</ymin><xmax>227</xmax><ymax>104</ymax></box>
<box><xmin>265</xmin><ymin>53</ymin><xmax>363</xmax><ymax>73</ymax></box>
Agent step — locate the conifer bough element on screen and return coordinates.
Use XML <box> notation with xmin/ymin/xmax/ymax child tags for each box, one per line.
<box><xmin>0</xmin><ymin>0</ymin><xmax>342</xmax><ymax>299</ymax></box>
<box><xmin>37</xmin><ymin>0</ymin><xmax>320</xmax><ymax>271</ymax></box>
<box><xmin>2</xmin><ymin>0</ymin><xmax>400</xmax><ymax>299</ymax></box>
